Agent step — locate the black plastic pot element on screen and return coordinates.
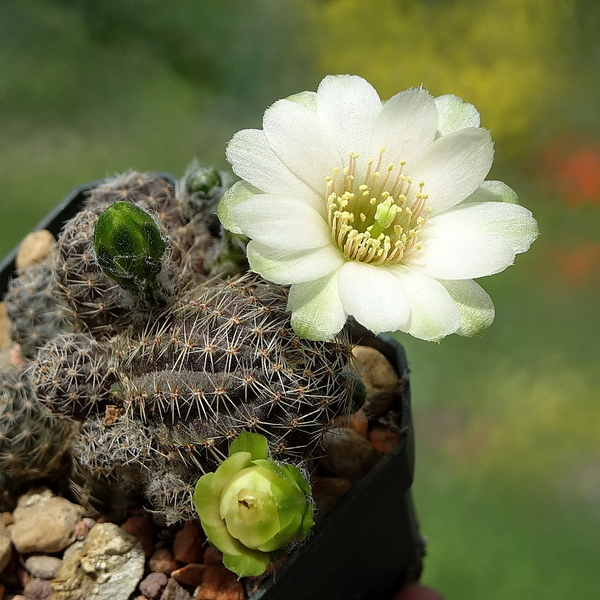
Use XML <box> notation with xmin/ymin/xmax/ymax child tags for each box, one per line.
<box><xmin>0</xmin><ymin>180</ymin><xmax>425</xmax><ymax>600</ymax></box>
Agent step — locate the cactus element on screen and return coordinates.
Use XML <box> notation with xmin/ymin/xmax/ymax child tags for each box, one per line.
<box><xmin>118</xmin><ymin>275</ymin><xmax>353</xmax><ymax>461</ymax></box>
<box><xmin>53</xmin><ymin>173</ymin><xmax>180</xmax><ymax>338</ymax></box>
<box><xmin>4</xmin><ymin>258</ymin><xmax>75</xmax><ymax>358</ymax></box>
<box><xmin>29</xmin><ymin>333</ymin><xmax>118</xmax><ymax>419</ymax></box>
<box><xmin>1</xmin><ymin>163</ymin><xmax>357</xmax><ymax>525</ymax></box>
<box><xmin>63</xmin><ymin>274</ymin><xmax>353</xmax><ymax>522</ymax></box>
<box><xmin>0</xmin><ymin>369</ymin><xmax>77</xmax><ymax>508</ymax></box>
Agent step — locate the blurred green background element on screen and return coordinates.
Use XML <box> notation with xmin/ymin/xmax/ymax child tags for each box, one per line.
<box><xmin>1</xmin><ymin>0</ymin><xmax>599</xmax><ymax>598</ymax></box>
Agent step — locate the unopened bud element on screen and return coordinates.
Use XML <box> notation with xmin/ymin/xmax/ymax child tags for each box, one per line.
<box><xmin>94</xmin><ymin>201</ymin><xmax>165</xmax><ymax>292</ymax></box>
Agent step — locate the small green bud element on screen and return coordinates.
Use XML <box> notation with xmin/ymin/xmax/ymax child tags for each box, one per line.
<box><xmin>193</xmin><ymin>432</ymin><xmax>314</xmax><ymax>578</ymax></box>
<box><xmin>94</xmin><ymin>201</ymin><xmax>165</xmax><ymax>295</ymax></box>
<box><xmin>184</xmin><ymin>163</ymin><xmax>222</xmax><ymax>197</ymax></box>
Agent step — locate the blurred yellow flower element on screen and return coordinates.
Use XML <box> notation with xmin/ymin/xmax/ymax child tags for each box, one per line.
<box><xmin>309</xmin><ymin>0</ymin><xmax>571</xmax><ymax>151</ymax></box>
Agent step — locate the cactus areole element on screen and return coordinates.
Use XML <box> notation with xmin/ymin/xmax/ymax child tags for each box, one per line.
<box><xmin>93</xmin><ymin>201</ymin><xmax>165</xmax><ymax>295</ymax></box>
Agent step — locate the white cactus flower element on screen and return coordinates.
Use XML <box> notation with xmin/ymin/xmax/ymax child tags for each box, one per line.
<box><xmin>218</xmin><ymin>75</ymin><xmax>538</xmax><ymax>341</ymax></box>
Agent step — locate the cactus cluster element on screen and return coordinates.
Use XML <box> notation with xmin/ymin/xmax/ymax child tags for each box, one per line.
<box><xmin>4</xmin><ymin>259</ymin><xmax>74</xmax><ymax>359</ymax></box>
<box><xmin>0</xmin><ymin>163</ymin><xmax>356</xmax><ymax>522</ymax></box>
<box><xmin>0</xmin><ymin>369</ymin><xmax>76</xmax><ymax>507</ymax></box>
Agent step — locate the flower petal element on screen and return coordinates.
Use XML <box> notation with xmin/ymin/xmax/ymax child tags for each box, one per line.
<box><xmin>410</xmin><ymin>200</ymin><xmax>538</xmax><ymax>279</ymax></box>
<box><xmin>226</xmin><ymin>128</ymin><xmax>323</xmax><ymax>212</ymax></box>
<box><xmin>287</xmin><ymin>271</ymin><xmax>347</xmax><ymax>341</ymax></box>
<box><xmin>337</xmin><ymin>262</ymin><xmax>410</xmax><ymax>335</ymax></box>
<box><xmin>434</xmin><ymin>94</ymin><xmax>481</xmax><ymax>137</ymax></box>
<box><xmin>438</xmin><ymin>279</ymin><xmax>495</xmax><ymax>337</ymax></box>
<box><xmin>263</xmin><ymin>98</ymin><xmax>343</xmax><ymax>194</ymax></box>
<box><xmin>193</xmin><ymin>474</ymin><xmax>222</xmax><ymax>528</ymax></box>
<box><xmin>371</xmin><ymin>88</ymin><xmax>439</xmax><ymax>167</ymax></box>
<box><xmin>202</xmin><ymin>521</ymin><xmax>245</xmax><ymax>556</ymax></box>
<box><xmin>389</xmin><ymin>267</ymin><xmax>461</xmax><ymax>341</ymax></box>
<box><xmin>213</xmin><ymin>452</ymin><xmax>253</xmax><ymax>498</ymax></box>
<box><xmin>222</xmin><ymin>549</ymin><xmax>271</xmax><ymax>578</ymax></box>
<box><xmin>247</xmin><ymin>241</ymin><xmax>344</xmax><ymax>284</ymax></box>
<box><xmin>217</xmin><ymin>181</ymin><xmax>262</xmax><ymax>234</ymax></box>
<box><xmin>410</xmin><ymin>127</ymin><xmax>494</xmax><ymax>214</ymax></box>
<box><xmin>286</xmin><ymin>90</ymin><xmax>318</xmax><ymax>113</ymax></box>
<box><xmin>464</xmin><ymin>180</ymin><xmax>519</xmax><ymax>204</ymax></box>
<box><xmin>317</xmin><ymin>75</ymin><xmax>382</xmax><ymax>159</ymax></box>
<box><xmin>232</xmin><ymin>195</ymin><xmax>331</xmax><ymax>250</ymax></box>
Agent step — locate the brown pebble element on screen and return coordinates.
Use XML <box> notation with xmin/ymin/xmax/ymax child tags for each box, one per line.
<box><xmin>17</xmin><ymin>565</ymin><xmax>31</xmax><ymax>588</ymax></box>
<box><xmin>1</xmin><ymin>512</ymin><xmax>12</xmax><ymax>527</ymax></box>
<box><xmin>352</xmin><ymin>345</ymin><xmax>400</xmax><ymax>417</ymax></box>
<box><xmin>23</xmin><ymin>577</ymin><xmax>53</xmax><ymax>600</ymax></box>
<box><xmin>161</xmin><ymin>577</ymin><xmax>192</xmax><ymax>600</ymax></box>
<box><xmin>172</xmin><ymin>563</ymin><xmax>207</xmax><ymax>587</ymax></box>
<box><xmin>202</xmin><ymin>544</ymin><xmax>223</xmax><ymax>565</ymax></box>
<box><xmin>121</xmin><ymin>511</ymin><xmax>155</xmax><ymax>557</ymax></box>
<box><xmin>0</xmin><ymin>303</ymin><xmax>11</xmax><ymax>355</ymax></box>
<box><xmin>74</xmin><ymin>520</ymin><xmax>91</xmax><ymax>541</ymax></box>
<box><xmin>194</xmin><ymin>563</ymin><xmax>244</xmax><ymax>600</ymax></box>
<box><xmin>16</xmin><ymin>230</ymin><xmax>55</xmax><ymax>271</ymax></box>
<box><xmin>9</xmin><ymin>344</ymin><xmax>25</xmax><ymax>370</ymax></box>
<box><xmin>348</xmin><ymin>408</ymin><xmax>369</xmax><ymax>438</ymax></box>
<box><xmin>173</xmin><ymin>521</ymin><xmax>205</xmax><ymax>564</ymax></box>
<box><xmin>368</xmin><ymin>423</ymin><xmax>401</xmax><ymax>454</ymax></box>
<box><xmin>148</xmin><ymin>547</ymin><xmax>179</xmax><ymax>575</ymax></box>
<box><xmin>0</xmin><ymin>583</ymin><xmax>4</xmax><ymax>600</ymax></box>
<box><xmin>139</xmin><ymin>571</ymin><xmax>168</xmax><ymax>600</ymax></box>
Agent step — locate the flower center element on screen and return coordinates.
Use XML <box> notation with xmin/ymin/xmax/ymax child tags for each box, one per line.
<box><xmin>326</xmin><ymin>149</ymin><xmax>430</xmax><ymax>265</ymax></box>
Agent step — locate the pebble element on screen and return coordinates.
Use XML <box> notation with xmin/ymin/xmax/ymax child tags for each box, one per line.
<box><xmin>347</xmin><ymin>408</ymin><xmax>369</xmax><ymax>438</ymax></box>
<box><xmin>139</xmin><ymin>572</ymin><xmax>168</xmax><ymax>600</ymax></box>
<box><xmin>51</xmin><ymin>523</ymin><xmax>145</xmax><ymax>600</ymax></box>
<box><xmin>74</xmin><ymin>518</ymin><xmax>95</xmax><ymax>541</ymax></box>
<box><xmin>0</xmin><ymin>522</ymin><xmax>12</xmax><ymax>573</ymax></box>
<box><xmin>23</xmin><ymin>555</ymin><xmax>62</xmax><ymax>580</ymax></box>
<box><xmin>202</xmin><ymin>545</ymin><xmax>223</xmax><ymax>565</ymax></box>
<box><xmin>320</xmin><ymin>427</ymin><xmax>382</xmax><ymax>482</ymax></box>
<box><xmin>172</xmin><ymin>521</ymin><xmax>205</xmax><ymax>564</ymax></box>
<box><xmin>10</xmin><ymin>489</ymin><xmax>85</xmax><ymax>554</ymax></box>
<box><xmin>368</xmin><ymin>423</ymin><xmax>401</xmax><ymax>454</ymax></box>
<box><xmin>121</xmin><ymin>511</ymin><xmax>155</xmax><ymax>557</ymax></box>
<box><xmin>0</xmin><ymin>303</ymin><xmax>9</xmax><ymax>346</ymax></box>
<box><xmin>22</xmin><ymin>578</ymin><xmax>53</xmax><ymax>600</ymax></box>
<box><xmin>160</xmin><ymin>577</ymin><xmax>192</xmax><ymax>600</ymax></box>
<box><xmin>148</xmin><ymin>547</ymin><xmax>179</xmax><ymax>575</ymax></box>
<box><xmin>171</xmin><ymin>563</ymin><xmax>207</xmax><ymax>587</ymax></box>
<box><xmin>194</xmin><ymin>564</ymin><xmax>244</xmax><ymax>600</ymax></box>
<box><xmin>15</xmin><ymin>230</ymin><xmax>55</xmax><ymax>271</ymax></box>
<box><xmin>352</xmin><ymin>345</ymin><xmax>400</xmax><ymax>417</ymax></box>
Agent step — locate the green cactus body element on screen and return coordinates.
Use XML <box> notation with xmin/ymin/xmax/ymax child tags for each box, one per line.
<box><xmin>29</xmin><ymin>333</ymin><xmax>118</xmax><ymax>419</ymax></box>
<box><xmin>0</xmin><ymin>370</ymin><xmax>76</xmax><ymax>507</ymax></box>
<box><xmin>0</xmin><ymin>166</ymin><xmax>358</xmax><ymax>526</ymax></box>
<box><xmin>5</xmin><ymin>259</ymin><xmax>75</xmax><ymax>358</ymax></box>
<box><xmin>119</xmin><ymin>275</ymin><xmax>354</xmax><ymax>465</ymax></box>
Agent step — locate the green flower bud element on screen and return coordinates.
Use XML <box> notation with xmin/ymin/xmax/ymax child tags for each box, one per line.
<box><xmin>94</xmin><ymin>201</ymin><xmax>165</xmax><ymax>297</ymax></box>
<box><xmin>193</xmin><ymin>432</ymin><xmax>314</xmax><ymax>578</ymax></box>
<box><xmin>185</xmin><ymin>165</ymin><xmax>222</xmax><ymax>197</ymax></box>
